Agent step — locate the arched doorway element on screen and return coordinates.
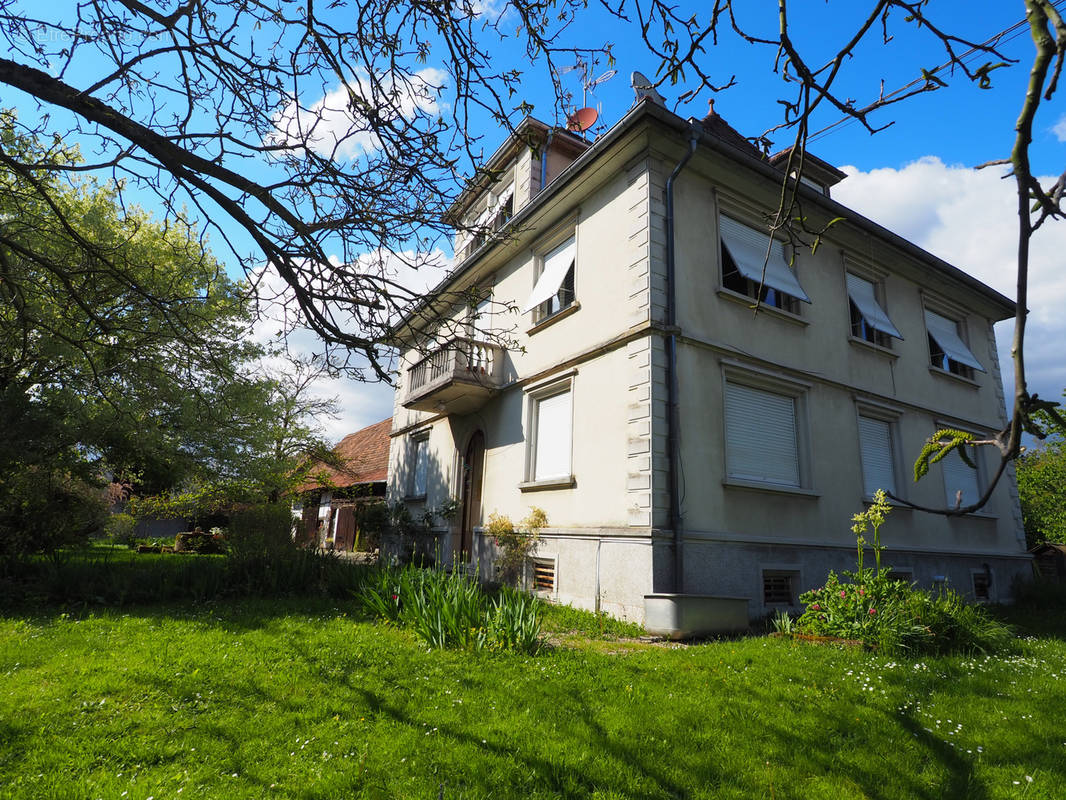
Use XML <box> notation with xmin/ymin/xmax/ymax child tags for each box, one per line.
<box><xmin>459</xmin><ymin>430</ymin><xmax>485</xmax><ymax>563</ymax></box>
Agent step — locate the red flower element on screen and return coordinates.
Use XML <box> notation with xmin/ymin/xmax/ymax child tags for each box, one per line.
<box><xmin>811</xmin><ymin>604</ymin><xmax>821</xmax><ymax>610</ymax></box>
<box><xmin>840</xmin><ymin>590</ymin><xmax>846</xmax><ymax>598</ymax></box>
<box><xmin>869</xmin><ymin>608</ymin><xmax>877</xmax><ymax>615</ymax></box>
<box><xmin>391</xmin><ymin>594</ymin><xmax>398</xmax><ymax>601</ymax></box>
<box><xmin>859</xmin><ymin>588</ymin><xmax>865</xmax><ymax>596</ymax></box>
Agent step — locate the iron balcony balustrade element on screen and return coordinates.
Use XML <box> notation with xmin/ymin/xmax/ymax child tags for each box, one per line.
<box><xmin>402</xmin><ymin>337</ymin><xmax>504</xmax><ymax>414</ymax></box>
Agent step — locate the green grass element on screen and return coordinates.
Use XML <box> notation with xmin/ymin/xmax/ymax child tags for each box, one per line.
<box><xmin>2</xmin><ymin>596</ymin><xmax>1064</xmax><ymax>799</ymax></box>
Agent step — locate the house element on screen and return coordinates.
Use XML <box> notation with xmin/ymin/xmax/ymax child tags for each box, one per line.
<box><xmin>386</xmin><ymin>97</ymin><xmax>1031</xmax><ymax>625</ymax></box>
<box><xmin>294</xmin><ymin>418</ymin><xmax>390</xmax><ymax>550</ymax></box>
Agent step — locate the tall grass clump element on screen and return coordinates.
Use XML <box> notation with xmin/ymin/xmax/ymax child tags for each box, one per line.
<box><xmin>794</xmin><ymin>490</ymin><xmax>1013</xmax><ymax>655</ymax></box>
<box><xmin>359</xmin><ymin>564</ymin><xmax>542</xmax><ymax>653</ymax></box>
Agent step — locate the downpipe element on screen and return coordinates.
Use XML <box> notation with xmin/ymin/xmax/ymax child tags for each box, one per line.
<box><xmin>664</xmin><ymin>125</ymin><xmax>700</xmax><ymax>593</ymax></box>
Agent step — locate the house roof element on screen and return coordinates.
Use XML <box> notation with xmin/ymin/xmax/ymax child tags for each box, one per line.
<box><xmin>299</xmin><ymin>417</ymin><xmax>391</xmax><ymax>492</ymax></box>
<box><xmin>400</xmin><ymin>96</ymin><xmax>1014</xmax><ymax>336</ymax></box>
<box><xmin>698</xmin><ymin>102</ymin><xmax>764</xmax><ymax>159</ymax></box>
<box><xmin>443</xmin><ymin>116</ymin><xmax>589</xmax><ymax>224</ymax></box>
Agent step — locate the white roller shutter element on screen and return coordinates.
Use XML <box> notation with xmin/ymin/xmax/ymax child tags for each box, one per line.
<box><xmin>858</xmin><ymin>415</ymin><xmax>896</xmax><ymax>496</ymax></box>
<box><xmin>724</xmin><ymin>382</ymin><xmax>800</xmax><ymax>487</ymax></box>
<box><xmin>411</xmin><ymin>437</ymin><xmax>428</xmax><ymax>497</ymax></box>
<box><xmin>534</xmin><ymin>390</ymin><xmax>572</xmax><ymax>480</ymax></box>
<box><xmin>942</xmin><ymin>448</ymin><xmax>980</xmax><ymax>508</ymax></box>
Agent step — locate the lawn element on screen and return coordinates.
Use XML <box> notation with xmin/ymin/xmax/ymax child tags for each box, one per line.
<box><xmin>2</xmin><ymin>593</ymin><xmax>1065</xmax><ymax>799</ymax></box>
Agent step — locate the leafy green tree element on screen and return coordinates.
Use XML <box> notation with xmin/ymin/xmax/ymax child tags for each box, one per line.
<box><xmin>0</xmin><ymin>118</ymin><xmax>337</xmax><ymax>551</ymax></box>
<box><xmin>1016</xmin><ymin>392</ymin><xmax>1066</xmax><ymax>546</ymax></box>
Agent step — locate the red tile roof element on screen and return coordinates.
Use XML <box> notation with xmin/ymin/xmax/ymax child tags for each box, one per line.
<box><xmin>299</xmin><ymin>418</ymin><xmax>391</xmax><ymax>491</ymax></box>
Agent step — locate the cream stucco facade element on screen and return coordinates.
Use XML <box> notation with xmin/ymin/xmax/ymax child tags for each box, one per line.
<box><xmin>387</xmin><ymin>101</ymin><xmax>1030</xmax><ymax>623</ymax></box>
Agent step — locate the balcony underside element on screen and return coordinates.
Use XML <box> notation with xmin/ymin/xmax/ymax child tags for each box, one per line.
<box><xmin>403</xmin><ymin>374</ymin><xmax>498</xmax><ymax>415</ymax></box>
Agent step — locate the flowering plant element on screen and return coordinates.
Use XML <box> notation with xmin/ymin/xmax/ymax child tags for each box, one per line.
<box><xmin>794</xmin><ymin>492</ymin><xmax>1013</xmax><ymax>655</ymax></box>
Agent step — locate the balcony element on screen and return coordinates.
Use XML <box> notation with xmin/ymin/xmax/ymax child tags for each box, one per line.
<box><xmin>403</xmin><ymin>337</ymin><xmax>505</xmax><ymax>415</ymax></box>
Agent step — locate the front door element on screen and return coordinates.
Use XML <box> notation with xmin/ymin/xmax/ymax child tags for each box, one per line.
<box><xmin>459</xmin><ymin>430</ymin><xmax>485</xmax><ymax>563</ymax></box>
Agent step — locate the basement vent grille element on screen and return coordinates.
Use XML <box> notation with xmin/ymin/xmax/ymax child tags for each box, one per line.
<box><xmin>762</xmin><ymin>571</ymin><xmax>795</xmax><ymax>605</ymax></box>
<box><xmin>972</xmin><ymin>570</ymin><xmax>991</xmax><ymax>602</ymax></box>
<box><xmin>533</xmin><ymin>558</ymin><xmax>556</xmax><ymax>594</ymax></box>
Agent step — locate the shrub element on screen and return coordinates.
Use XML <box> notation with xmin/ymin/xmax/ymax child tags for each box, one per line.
<box><xmin>105</xmin><ymin>513</ymin><xmax>137</xmax><ymax>548</ymax></box>
<box><xmin>795</xmin><ymin>491</ymin><xmax>1013</xmax><ymax>655</ymax></box>
<box><xmin>488</xmin><ymin>507</ymin><xmax>547</xmax><ymax>586</ymax></box>
<box><xmin>0</xmin><ymin>470</ymin><xmax>108</xmax><ymax>561</ymax></box>
<box><xmin>358</xmin><ymin>564</ymin><xmax>542</xmax><ymax>654</ymax></box>
<box><xmin>225</xmin><ymin>504</ymin><xmax>295</xmax><ymax>559</ymax></box>
<box><xmin>354</xmin><ymin>499</ymin><xmax>389</xmax><ymax>552</ymax></box>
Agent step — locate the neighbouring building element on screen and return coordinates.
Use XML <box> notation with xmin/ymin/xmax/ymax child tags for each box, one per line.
<box><xmin>294</xmin><ymin>418</ymin><xmax>390</xmax><ymax>550</ymax></box>
<box><xmin>386</xmin><ymin>97</ymin><xmax>1030</xmax><ymax>624</ymax></box>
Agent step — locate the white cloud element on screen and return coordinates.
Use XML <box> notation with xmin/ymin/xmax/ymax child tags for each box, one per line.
<box><xmin>834</xmin><ymin>156</ymin><xmax>1066</xmax><ymax>409</ymax></box>
<box><xmin>249</xmin><ymin>247</ymin><xmax>452</xmax><ymax>443</ymax></box>
<box><xmin>1053</xmin><ymin>114</ymin><xmax>1066</xmax><ymax>142</ymax></box>
<box><xmin>269</xmin><ymin>67</ymin><xmax>448</xmax><ymax>160</ymax></box>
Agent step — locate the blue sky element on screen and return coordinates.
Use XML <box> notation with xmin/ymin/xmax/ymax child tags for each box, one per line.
<box><xmin>308</xmin><ymin>0</ymin><xmax>1066</xmax><ymax>441</ymax></box>
<box><xmin>6</xmin><ymin>1</ymin><xmax>1064</xmax><ymax>443</ymax></box>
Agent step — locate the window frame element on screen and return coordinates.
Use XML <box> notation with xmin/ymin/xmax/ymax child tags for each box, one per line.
<box><xmin>933</xmin><ymin>423</ymin><xmax>984</xmax><ymax>511</ymax></box>
<box><xmin>762</xmin><ymin>568</ymin><xmax>800</xmax><ymax>607</ymax></box>
<box><xmin>717</xmin><ymin>212</ymin><xmax>810</xmax><ymax>314</ymax></box>
<box><xmin>406</xmin><ymin>431</ymin><xmax>430</xmax><ymax>500</ymax></box>
<box><xmin>854</xmin><ymin>403</ymin><xmax>903</xmax><ymax>501</ymax></box>
<box><xmin>970</xmin><ymin>567</ymin><xmax>993</xmax><ymax>602</ymax></box>
<box><xmin>721</xmin><ymin>364</ymin><xmax>813</xmax><ymax>494</ymax></box>
<box><xmin>844</xmin><ymin>270</ymin><xmax>901</xmax><ymax>350</ymax></box>
<box><xmin>531</xmin><ymin>233</ymin><xmax>577</xmax><ymax>325</ymax></box>
<box><xmin>520</xmin><ymin>375</ymin><xmax>576</xmax><ymax>491</ymax></box>
<box><xmin>924</xmin><ymin>307</ymin><xmax>983</xmax><ymax>380</ymax></box>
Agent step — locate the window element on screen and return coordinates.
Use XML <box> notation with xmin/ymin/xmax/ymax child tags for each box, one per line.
<box><xmin>532</xmin><ymin>557</ymin><xmax>556</xmax><ymax>595</ymax></box>
<box><xmin>925</xmin><ymin>309</ymin><xmax>984</xmax><ymax>378</ymax></box>
<box><xmin>719</xmin><ymin>214</ymin><xmax>811</xmax><ymax>312</ymax></box>
<box><xmin>763</xmin><ymin>571</ymin><xmax>797</xmax><ymax>605</ymax></box>
<box><xmin>724</xmin><ymin>379</ymin><xmax>804</xmax><ymax>488</ymax></box>
<box><xmin>972</xmin><ymin>569</ymin><xmax>992</xmax><ymax>602</ymax></box>
<box><xmin>939</xmin><ymin>431</ymin><xmax>981</xmax><ymax>509</ymax></box>
<box><xmin>846</xmin><ymin>273</ymin><xmax>902</xmax><ymax>348</ymax></box>
<box><xmin>527</xmin><ymin>381</ymin><xmax>573</xmax><ymax>484</ymax></box>
<box><xmin>857</xmin><ymin>413</ymin><xmax>898</xmax><ymax>497</ymax></box>
<box><xmin>522</xmin><ymin>235</ymin><xmax>576</xmax><ymax>322</ymax></box>
<box><xmin>408</xmin><ymin>433</ymin><xmax>429</xmax><ymax>498</ymax></box>
<box><xmin>491</xmin><ymin>187</ymin><xmax>514</xmax><ymax>230</ymax></box>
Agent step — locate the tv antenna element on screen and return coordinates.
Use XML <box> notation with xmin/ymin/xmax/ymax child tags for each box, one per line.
<box><xmin>631</xmin><ymin>70</ymin><xmax>666</xmax><ymax>106</ymax></box>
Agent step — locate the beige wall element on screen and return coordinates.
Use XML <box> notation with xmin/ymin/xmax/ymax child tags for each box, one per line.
<box><xmin>666</xmin><ymin>158</ymin><xmax>1025</xmax><ymax>563</ymax></box>
<box><xmin>387</xmin><ymin>111</ymin><xmax>1027</xmax><ymax>619</ymax></box>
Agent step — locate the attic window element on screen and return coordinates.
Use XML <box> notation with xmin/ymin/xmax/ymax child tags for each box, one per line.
<box><xmin>846</xmin><ymin>273</ymin><xmax>902</xmax><ymax>347</ymax></box>
<box><xmin>925</xmin><ymin>309</ymin><xmax>984</xmax><ymax>377</ymax></box>
<box><xmin>719</xmin><ymin>215</ymin><xmax>810</xmax><ymax>312</ymax></box>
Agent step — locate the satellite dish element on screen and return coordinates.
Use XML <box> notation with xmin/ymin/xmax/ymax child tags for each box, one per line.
<box><xmin>631</xmin><ymin>70</ymin><xmax>666</xmax><ymax>106</ymax></box>
<box><xmin>566</xmin><ymin>107</ymin><xmax>599</xmax><ymax>133</ymax></box>
<box><xmin>587</xmin><ymin>69</ymin><xmax>617</xmax><ymax>90</ymax></box>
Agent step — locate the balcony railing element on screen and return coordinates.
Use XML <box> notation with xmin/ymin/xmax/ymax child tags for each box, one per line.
<box><xmin>403</xmin><ymin>337</ymin><xmax>505</xmax><ymax>414</ymax></box>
